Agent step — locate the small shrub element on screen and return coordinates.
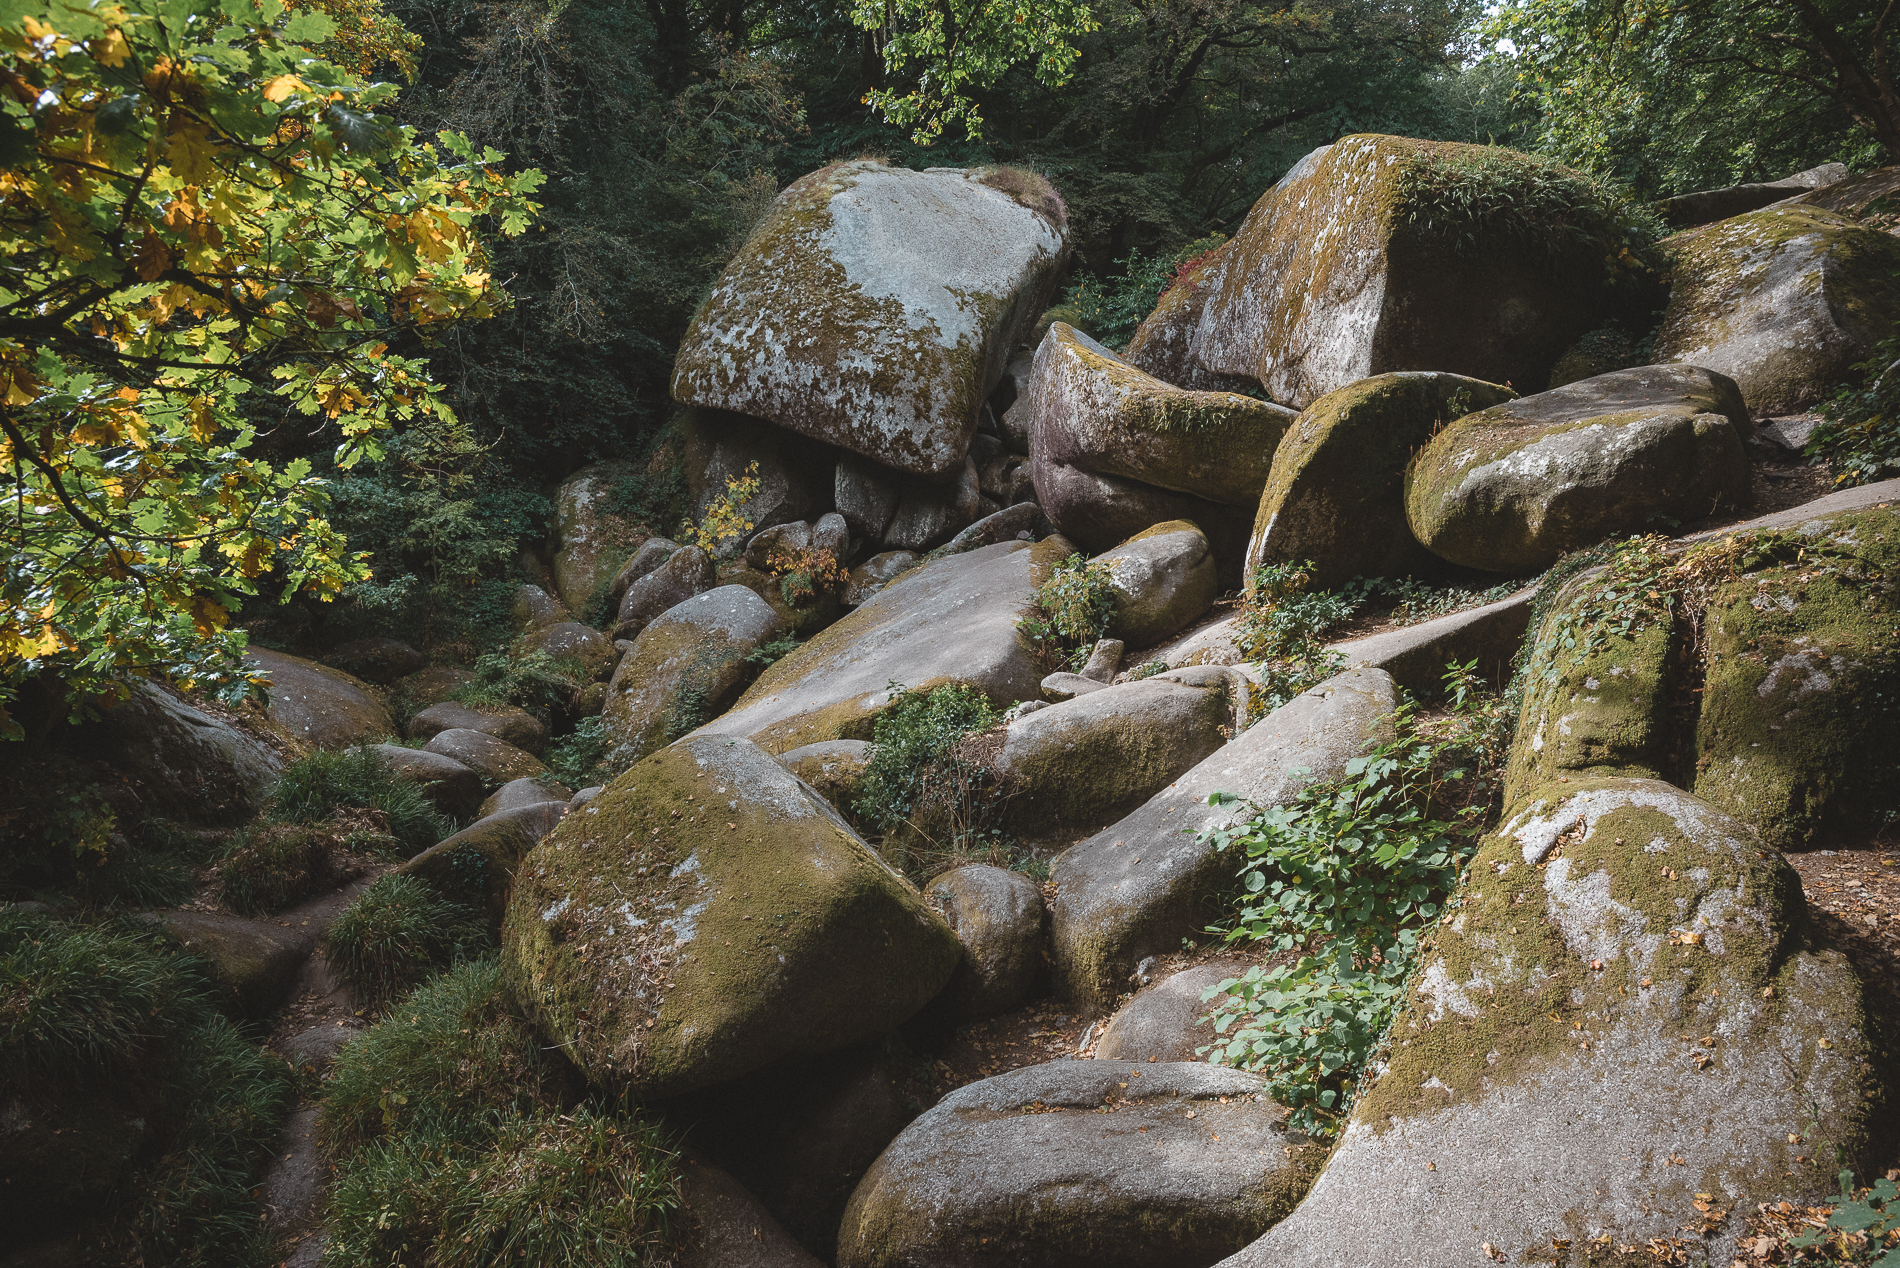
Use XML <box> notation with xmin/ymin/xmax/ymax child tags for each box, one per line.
<box><xmin>1128</xmin><ymin>659</ymin><xmax>1170</xmax><ymax>680</ymax></box>
<box><xmin>745</xmin><ymin>634</ymin><xmax>800</xmax><ymax>670</ymax></box>
<box><xmin>979</xmin><ymin>165</ymin><xmax>1067</xmax><ymax>229</ymax></box>
<box><xmin>1052</xmin><ymin>233</ymin><xmax>1228</xmax><ymax>349</ymax></box>
<box><xmin>1809</xmin><ymin>328</ymin><xmax>1900</xmax><ymax>488</ymax></box>
<box><xmin>546</xmin><ymin>715</ymin><xmax>617</xmax><ymax>790</ymax></box>
<box><xmin>216</xmin><ymin>823</ymin><xmax>333</xmax><ymax>916</ymax></box>
<box><xmin>268</xmin><ymin>747</ymin><xmax>450</xmax><ymax>854</ymax></box>
<box><xmin>323</xmin><ymin>874</ymin><xmax>491</xmax><ymax>1010</ymax></box>
<box><xmin>677</xmin><ymin>461</ymin><xmax>760</xmax><ymax>556</ymax></box>
<box><xmin>453</xmin><ymin>649</ymin><xmax>586</xmax><ymax>726</ymax></box>
<box><xmin>1018</xmin><ymin>552</ymin><xmax>1117</xmax><ymax>673</ymax></box>
<box><xmin>1236</xmin><ymin>560</ymin><xmax>1356</xmax><ymax>709</ymax></box>
<box><xmin>764</xmin><ymin>543</ymin><xmax>846</xmax><ymax>606</ymax></box>
<box><xmin>854</xmin><ymin>683</ymin><xmax>1011</xmax><ymax>878</ymax></box>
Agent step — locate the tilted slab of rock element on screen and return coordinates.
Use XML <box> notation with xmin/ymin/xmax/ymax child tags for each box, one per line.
<box><xmin>837</xmin><ymin>1059</ymin><xmax>1321</xmax><ymax>1268</ymax></box>
<box><xmin>1024</xmin><ymin>321</ymin><xmax>1291</xmax><ymax>508</ymax></box>
<box><xmin>1406</xmin><ymin>365</ymin><xmax>1753</xmax><ymax>574</ymax></box>
<box><xmin>1656</xmin><ymin>161</ymin><xmax>1847</xmax><ymax>229</ymax></box>
<box><xmin>1653</xmin><ymin>204</ymin><xmax>1900</xmax><ymax>417</ymax></box>
<box><xmin>1216</xmin><ymin>777</ymin><xmax>1875</xmax><ymax>1268</ymax></box>
<box><xmin>672</xmin><ymin>161</ymin><xmax>1067</xmax><ymax>478</ymax></box>
<box><xmin>693</xmin><ymin>537</ymin><xmax>1073</xmax><ymax>753</ymax></box>
<box><xmin>245</xmin><ymin>648</ymin><xmax>392</xmax><ymax>750</ymax></box>
<box><xmin>998</xmin><ymin>668</ymin><xmax>1242</xmax><ymax>838</ymax></box>
<box><xmin>1327</xmin><ymin>587</ymin><xmax>1533</xmax><ymax>695</ymax></box>
<box><xmin>1788</xmin><ymin>164</ymin><xmax>1900</xmax><ymax>219</ymax></box>
<box><xmin>1094</xmin><ymin>519</ymin><xmax>1219</xmax><ymax>649</ymax></box>
<box><xmin>74</xmin><ymin>682</ymin><xmax>281</xmax><ymax>825</ymax></box>
<box><xmin>1190</xmin><ymin>135</ymin><xmax>1622</xmax><ymax>408</ymax></box>
<box><xmin>504</xmin><ymin>736</ymin><xmax>960</xmax><ymax>1099</ymax></box>
<box><xmin>1052</xmin><ymin>667</ymin><xmax>1398</xmax><ymax>1015</ymax></box>
<box><xmin>422</xmin><ymin>728</ymin><xmax>547</xmax><ymax>786</ymax></box>
<box><xmin>601</xmin><ymin>585</ymin><xmax>784</xmax><ymax>767</ymax></box>
<box><xmin>1250</xmin><ymin>372</ymin><xmax>1515</xmax><ymax>590</ymax></box>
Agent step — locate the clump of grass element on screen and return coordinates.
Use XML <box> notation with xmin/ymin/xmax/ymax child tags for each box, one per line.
<box><xmin>853</xmin><ymin>683</ymin><xmax>1019</xmax><ymax>881</ymax></box>
<box><xmin>324</xmin><ymin>874</ymin><xmax>491</xmax><ymax>1009</ymax></box>
<box><xmin>268</xmin><ymin>746</ymin><xmax>450</xmax><ymax>855</ymax></box>
<box><xmin>980</xmin><ymin>165</ymin><xmax>1067</xmax><ymax>230</ymax></box>
<box><xmin>452</xmin><ymin>649</ymin><xmax>587</xmax><ymax>726</ymax></box>
<box><xmin>215</xmin><ymin>822</ymin><xmax>333</xmax><ymax>916</ymax></box>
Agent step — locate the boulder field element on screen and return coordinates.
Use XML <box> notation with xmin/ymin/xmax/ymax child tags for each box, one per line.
<box><xmin>67</xmin><ymin>146</ymin><xmax>1900</xmax><ymax>1268</ymax></box>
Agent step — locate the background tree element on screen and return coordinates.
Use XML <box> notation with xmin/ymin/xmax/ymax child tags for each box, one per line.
<box><xmin>0</xmin><ymin>0</ymin><xmax>539</xmax><ymax>737</ymax></box>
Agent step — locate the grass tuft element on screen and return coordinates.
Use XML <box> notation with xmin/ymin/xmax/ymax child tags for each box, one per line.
<box><xmin>323</xmin><ymin>874</ymin><xmax>491</xmax><ymax>1010</ymax></box>
<box><xmin>216</xmin><ymin>822</ymin><xmax>334</xmax><ymax>915</ymax></box>
<box><xmin>268</xmin><ymin>746</ymin><xmax>450</xmax><ymax>855</ymax></box>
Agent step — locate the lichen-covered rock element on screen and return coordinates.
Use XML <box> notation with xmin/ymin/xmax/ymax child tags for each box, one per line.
<box><xmin>843</xmin><ymin>551</ymin><xmax>918</xmax><ymax>607</ymax></box>
<box><xmin>923</xmin><ymin>865</ymin><xmax>1046</xmax><ymax>1021</ymax></box>
<box><xmin>1031</xmin><ymin>455</ymin><xmax>1257</xmax><ymax>582</ymax></box>
<box><xmin>883</xmin><ymin>457</ymin><xmax>993</xmax><ymax>552</ymax></box>
<box><xmin>74</xmin><ymin>682</ymin><xmax>281</xmax><ymax>824</ymax></box>
<box><xmin>997</xmin><ymin>670</ymin><xmax>1240</xmax><ymax>837</ymax></box>
<box><xmin>1217</xmin><ymin>777</ymin><xmax>1876</xmax><ymax>1268</ymax></box>
<box><xmin>550</xmin><ymin>463</ymin><xmax>640</xmax><ymax>613</ymax></box>
<box><xmin>694</xmin><ymin>537</ymin><xmax>1073</xmax><ymax>753</ymax></box>
<box><xmin>402</xmin><ymin>801</ymin><xmax>567</xmax><ymax>926</ymax></box>
<box><xmin>1123</xmin><ymin>239</ymin><xmax>1258</xmax><ymax>392</ymax></box>
<box><xmin>776</xmin><ymin>739</ymin><xmax>872</xmax><ymax>811</ymax></box>
<box><xmin>477</xmin><ymin>776</ymin><xmax>573</xmax><ymax>820</ymax></box>
<box><xmin>502</xmin><ymin>736</ymin><xmax>961</xmax><ymax>1099</ymax></box>
<box><xmin>1692</xmin><ymin>506</ymin><xmax>1900</xmax><ymax>850</ymax></box>
<box><xmin>511</xmin><ymin>583</ymin><xmax>569</xmax><ymax>632</ymax></box>
<box><xmin>422</xmin><ymin>728</ymin><xmax>547</xmax><ymax>785</ymax></box>
<box><xmin>1024</xmin><ymin>322</ymin><xmax>1292</xmax><ymax>509</ymax></box>
<box><xmin>1251</xmin><ymin>372</ymin><xmax>1516</xmax><ymax>590</ymax></box>
<box><xmin>673</xmin><ymin>161</ymin><xmax>1068</xmax><ymax>478</ymax></box>
<box><xmin>1653</xmin><ymin>205</ymin><xmax>1900</xmax><ymax>416</ymax></box>
<box><xmin>372</xmin><ymin>744</ymin><xmax>483</xmax><ymax>819</ymax></box>
<box><xmin>408</xmin><ymin>701</ymin><xmax>548</xmax><ymax>755</ymax></box>
<box><xmin>837</xmin><ymin>1060</ymin><xmax>1321</xmax><ymax>1268</ymax></box>
<box><xmin>245</xmin><ymin>648</ymin><xmax>393</xmax><ymax>750</ymax></box>
<box><xmin>600</xmin><ymin>586</ymin><xmax>784</xmax><ymax>766</ymax></box>
<box><xmin>322</xmin><ymin>637</ymin><xmax>425</xmax><ymax>685</ymax></box>
<box><xmin>1094</xmin><ymin>520</ymin><xmax>1219</xmax><ymax>649</ymax></box>
<box><xmin>615</xmin><ymin>545</ymin><xmax>717</xmax><ymax>641</ymax></box>
<box><xmin>1053</xmin><ymin>667</ymin><xmax>1398</xmax><ymax>1015</ymax></box>
<box><xmin>523</xmin><ymin>621</ymin><xmax>616</xmax><ymax>681</ymax></box>
<box><xmin>1191</xmin><ymin>135</ymin><xmax>1628</xmax><ymax>408</ymax></box>
<box><xmin>1406</xmin><ymin>365</ymin><xmax>1753</xmax><ymax>574</ymax></box>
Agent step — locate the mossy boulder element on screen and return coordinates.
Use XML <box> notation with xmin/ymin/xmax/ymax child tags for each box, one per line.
<box><xmin>1653</xmin><ymin>204</ymin><xmax>1900</xmax><ymax>416</ymax></box>
<box><xmin>1406</xmin><ymin>365</ymin><xmax>1753</xmax><ymax>574</ymax></box>
<box><xmin>550</xmin><ymin>463</ymin><xmax>641</xmax><ymax>614</ymax></box>
<box><xmin>402</xmin><ymin>801</ymin><xmax>568</xmax><ymax>927</ymax></box>
<box><xmin>372</xmin><ymin>743</ymin><xmax>484</xmax><ymax>819</ymax></box>
<box><xmin>1251</xmin><ymin>371</ymin><xmax>1516</xmax><ymax>590</ymax></box>
<box><xmin>157</xmin><ymin>910</ymin><xmax>310</xmax><ymax>1018</ymax></box>
<box><xmin>1029</xmin><ymin>456</ymin><xmax>1258</xmax><ymax>585</ymax></box>
<box><xmin>614</xmin><ymin>545</ymin><xmax>717</xmax><ymax>641</ymax></box>
<box><xmin>1692</xmin><ymin>507</ymin><xmax>1900</xmax><ymax>850</ymax></box>
<box><xmin>1122</xmin><ymin>239</ymin><xmax>1256</xmax><ymax>392</ymax></box>
<box><xmin>601</xmin><ymin>585</ymin><xmax>784</xmax><ymax>766</ymax></box>
<box><xmin>837</xmin><ymin>1060</ymin><xmax>1322</xmax><ymax>1268</ymax></box>
<box><xmin>1095</xmin><ymin>520</ymin><xmax>1220</xmax><ymax>649</ymax></box>
<box><xmin>501</xmin><ymin>736</ymin><xmax>961</xmax><ymax>1099</ymax></box>
<box><xmin>477</xmin><ymin>776</ymin><xmax>572</xmax><ymax>820</ymax></box>
<box><xmin>1656</xmin><ymin>160</ymin><xmax>1847</xmax><ymax>229</ymax></box>
<box><xmin>408</xmin><ymin>701</ymin><xmax>548</xmax><ymax>755</ymax></box>
<box><xmin>1222</xmin><ymin>777</ymin><xmax>1877</xmax><ymax>1268</ymax></box>
<box><xmin>923</xmin><ymin>865</ymin><xmax>1046</xmax><ymax>1021</ymax></box>
<box><xmin>672</xmin><ymin>161</ymin><xmax>1068</xmax><ymax>478</ymax></box>
<box><xmin>997</xmin><ymin>670</ymin><xmax>1239</xmax><ymax>838</ymax></box>
<box><xmin>322</xmin><ymin>636</ymin><xmax>425</xmax><ymax>684</ymax></box>
<box><xmin>522</xmin><ymin>621</ymin><xmax>616</xmax><ymax>681</ymax></box>
<box><xmin>694</xmin><ymin>537</ymin><xmax>1073</xmax><ymax>754</ymax></box>
<box><xmin>775</xmin><ymin>739</ymin><xmax>872</xmax><ymax>811</ymax></box>
<box><xmin>422</xmin><ymin>728</ymin><xmax>547</xmax><ymax>786</ymax></box>
<box><xmin>1052</xmin><ymin>667</ymin><xmax>1398</xmax><ymax>1015</ymax></box>
<box><xmin>75</xmin><ymin>682</ymin><xmax>281</xmax><ymax>825</ymax></box>
<box><xmin>1191</xmin><ymin>135</ymin><xmax>1629</xmax><ymax>408</ymax></box>
<box><xmin>245</xmin><ymin>647</ymin><xmax>392</xmax><ymax>750</ymax></box>
<box><xmin>1024</xmin><ymin>322</ymin><xmax>1292</xmax><ymax>509</ymax></box>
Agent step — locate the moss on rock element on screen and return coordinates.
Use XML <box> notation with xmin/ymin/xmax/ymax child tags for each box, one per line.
<box><xmin>502</xmin><ymin>736</ymin><xmax>961</xmax><ymax>1099</ymax></box>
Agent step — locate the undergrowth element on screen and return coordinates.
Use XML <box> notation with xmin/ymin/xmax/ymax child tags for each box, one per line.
<box><xmin>1048</xmin><ymin>232</ymin><xmax>1228</xmax><ymax>349</ymax></box>
<box><xmin>1197</xmin><ymin>662</ymin><xmax>1511</xmax><ymax>1137</ymax></box>
<box><xmin>546</xmin><ymin>714</ymin><xmax>616</xmax><ymax>790</ymax></box>
<box><xmin>324</xmin><ymin>873</ymin><xmax>492</xmax><ymax>1010</ymax></box>
<box><xmin>1236</xmin><ymin>560</ymin><xmax>1353</xmax><ymax>709</ymax></box>
<box><xmin>1809</xmin><ymin>324</ymin><xmax>1900</xmax><ymax>488</ymax></box>
<box><xmin>1018</xmin><ymin>552</ymin><xmax>1117</xmax><ymax>674</ymax></box>
<box><xmin>268</xmin><ymin>746</ymin><xmax>451</xmax><ymax>855</ymax></box>
<box><xmin>215</xmin><ymin>821</ymin><xmax>336</xmax><ymax>915</ymax></box>
<box><xmin>452</xmin><ymin>649</ymin><xmax>587</xmax><ymax>727</ymax></box>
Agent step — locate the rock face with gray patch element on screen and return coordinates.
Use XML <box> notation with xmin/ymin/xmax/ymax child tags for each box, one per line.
<box><xmin>694</xmin><ymin>537</ymin><xmax>1072</xmax><ymax>753</ymax></box>
<box><xmin>503</xmin><ymin>736</ymin><xmax>961</xmax><ymax>1100</ymax></box>
<box><xmin>550</xmin><ymin>464</ymin><xmax>640</xmax><ymax>613</ymax></box>
<box><xmin>1190</xmin><ymin>135</ymin><xmax>1624</xmax><ymax>409</ymax></box>
<box><xmin>1053</xmin><ymin>667</ymin><xmax>1398</xmax><ymax>1015</ymax></box>
<box><xmin>673</xmin><ymin>161</ymin><xmax>1068</xmax><ymax>478</ymax></box>
<box><xmin>74</xmin><ymin>683</ymin><xmax>281</xmax><ymax>825</ymax></box>
<box><xmin>1094</xmin><ymin>962</ymin><xmax>1244</xmax><ymax>1063</ymax></box>
<box><xmin>1406</xmin><ymin>365</ymin><xmax>1753</xmax><ymax>574</ymax></box>
<box><xmin>1093</xmin><ymin>520</ymin><xmax>1220</xmax><ymax>650</ymax></box>
<box><xmin>997</xmin><ymin>668</ymin><xmax>1242</xmax><ymax>838</ymax></box>
<box><xmin>1652</xmin><ymin>204</ymin><xmax>1900</xmax><ymax>417</ymax></box>
<box><xmin>1216</xmin><ymin>776</ymin><xmax>1875</xmax><ymax>1268</ymax></box>
<box><xmin>837</xmin><ymin>1060</ymin><xmax>1320</xmax><ymax>1268</ymax></box>
<box><xmin>601</xmin><ymin>585</ymin><xmax>784</xmax><ymax>767</ymax></box>
<box><xmin>1250</xmin><ymin>372</ymin><xmax>1516</xmax><ymax>590</ymax></box>
<box><xmin>924</xmin><ymin>865</ymin><xmax>1047</xmax><ymax>1020</ymax></box>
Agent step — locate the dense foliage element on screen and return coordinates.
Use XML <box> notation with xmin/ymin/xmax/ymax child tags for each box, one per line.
<box><xmin>1810</xmin><ymin>324</ymin><xmax>1900</xmax><ymax>488</ymax></box>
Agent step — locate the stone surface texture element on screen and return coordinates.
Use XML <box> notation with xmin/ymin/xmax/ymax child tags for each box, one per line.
<box><xmin>408</xmin><ymin>701</ymin><xmax>549</xmax><ymax>755</ymax></box>
<box><xmin>1093</xmin><ymin>962</ymin><xmax>1245</xmax><ymax>1063</ymax></box>
<box><xmin>245</xmin><ymin>648</ymin><xmax>392</xmax><ymax>749</ymax></box>
<box><xmin>372</xmin><ymin>743</ymin><xmax>484</xmax><ymax>818</ymax></box>
<box><xmin>616</xmin><ymin>546</ymin><xmax>718</xmax><ymax>640</ymax></box>
<box><xmin>1093</xmin><ymin>520</ymin><xmax>1220</xmax><ymax>650</ymax></box>
<box><xmin>924</xmin><ymin>865</ymin><xmax>1047</xmax><ymax>1020</ymax></box>
<box><xmin>422</xmin><ymin>728</ymin><xmax>548</xmax><ymax>785</ymax></box>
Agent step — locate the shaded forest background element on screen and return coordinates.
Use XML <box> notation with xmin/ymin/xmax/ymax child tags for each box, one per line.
<box><xmin>265</xmin><ymin>0</ymin><xmax>1889</xmax><ymax>657</ymax></box>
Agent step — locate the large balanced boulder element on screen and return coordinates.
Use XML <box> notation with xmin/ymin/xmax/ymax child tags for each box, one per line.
<box><xmin>1023</xmin><ymin>322</ymin><xmax>1291</xmax><ymax>511</ymax></box>
<box><xmin>923</xmin><ymin>865</ymin><xmax>1046</xmax><ymax>1021</ymax></box>
<box><xmin>503</xmin><ymin>736</ymin><xmax>961</xmax><ymax>1099</ymax></box>
<box><xmin>672</xmin><ymin>160</ymin><xmax>1068</xmax><ymax>478</ymax></box>
<box><xmin>1652</xmin><ymin>204</ymin><xmax>1900</xmax><ymax>417</ymax></box>
<box><xmin>1189</xmin><ymin>135</ymin><xmax>1629</xmax><ymax>408</ymax></box>
<box><xmin>600</xmin><ymin>585</ymin><xmax>784</xmax><ymax>766</ymax></box>
<box><xmin>838</xmin><ymin>1059</ymin><xmax>1321</xmax><ymax>1268</ymax></box>
<box><xmin>997</xmin><ymin>669</ymin><xmax>1241</xmax><ymax>837</ymax></box>
<box><xmin>694</xmin><ymin>537</ymin><xmax>1072</xmax><ymax>753</ymax></box>
<box><xmin>245</xmin><ymin>648</ymin><xmax>392</xmax><ymax>749</ymax></box>
<box><xmin>615</xmin><ymin>545</ymin><xmax>717</xmax><ymax>640</ymax></box>
<box><xmin>1217</xmin><ymin>777</ymin><xmax>1876</xmax><ymax>1268</ymax></box>
<box><xmin>1094</xmin><ymin>520</ymin><xmax>1219</xmax><ymax>649</ymax></box>
<box><xmin>1053</xmin><ymin>666</ymin><xmax>1398</xmax><ymax>1015</ymax></box>
<box><xmin>1251</xmin><ymin>372</ymin><xmax>1516</xmax><ymax>590</ymax></box>
<box><xmin>1406</xmin><ymin>365</ymin><xmax>1753</xmax><ymax>574</ymax></box>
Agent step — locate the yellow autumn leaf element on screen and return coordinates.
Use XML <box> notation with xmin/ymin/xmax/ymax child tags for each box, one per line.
<box><xmin>90</xmin><ymin>27</ymin><xmax>130</xmax><ymax>66</ymax></box>
<box><xmin>263</xmin><ymin>75</ymin><xmax>307</xmax><ymax>103</ymax></box>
